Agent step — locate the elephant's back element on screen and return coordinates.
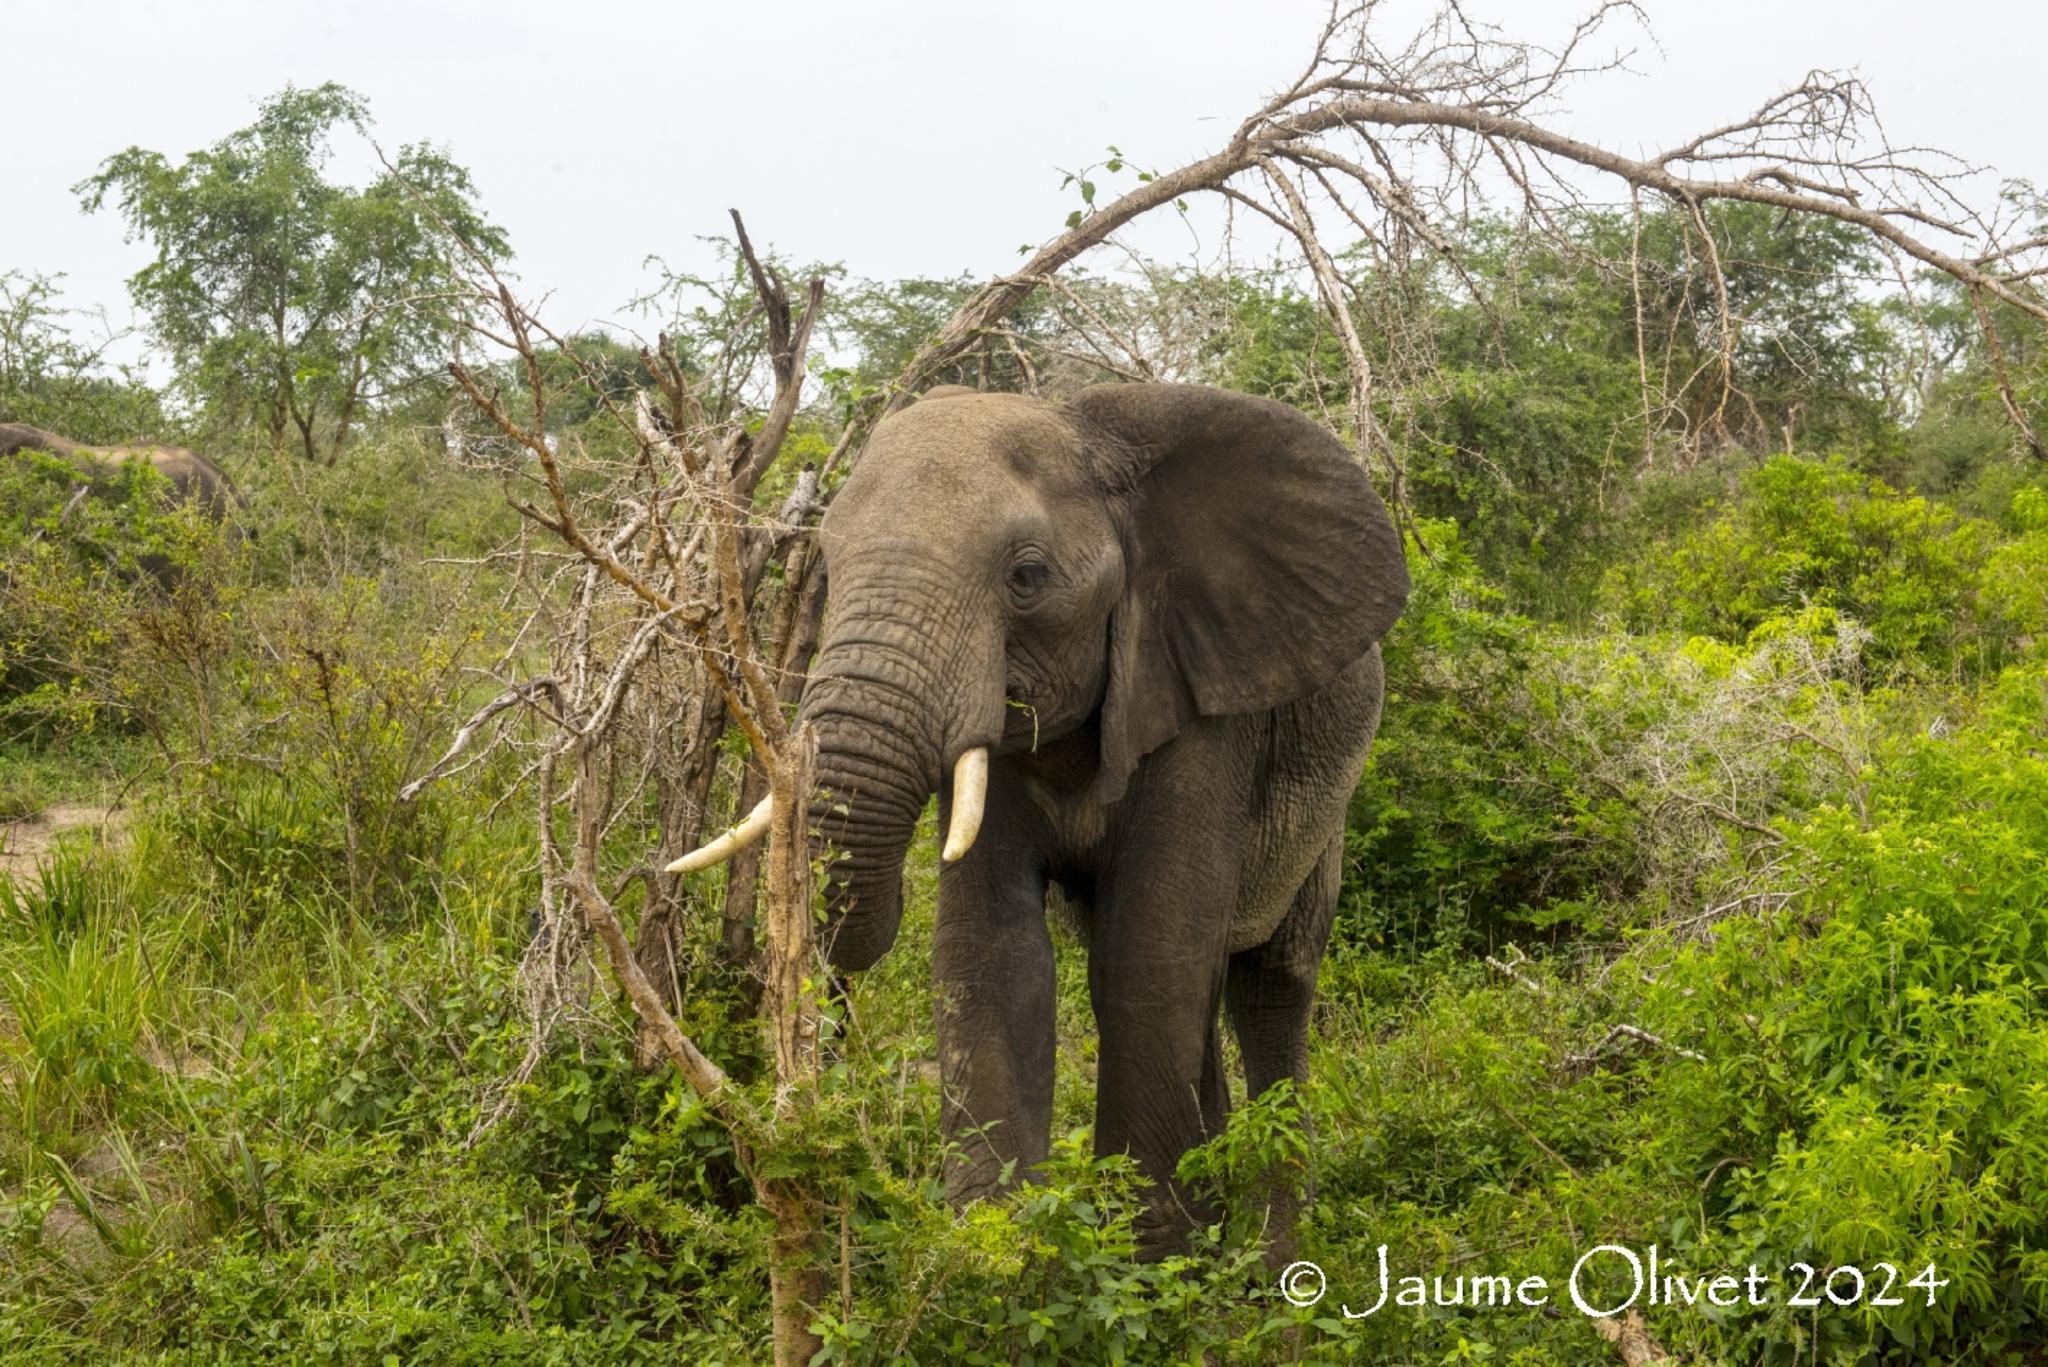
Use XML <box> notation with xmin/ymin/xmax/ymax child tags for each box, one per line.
<box><xmin>2</xmin><ymin>427</ymin><xmax>238</xmax><ymax>513</ymax></box>
<box><xmin>105</xmin><ymin>443</ymin><xmax>243</xmax><ymax>514</ymax></box>
<box><xmin>0</xmin><ymin>424</ymin><xmax>83</xmax><ymax>460</ymax></box>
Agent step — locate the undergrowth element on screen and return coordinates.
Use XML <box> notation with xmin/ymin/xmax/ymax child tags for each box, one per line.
<box><xmin>1</xmin><ymin>436</ymin><xmax>2044</xmax><ymax>1362</ymax></box>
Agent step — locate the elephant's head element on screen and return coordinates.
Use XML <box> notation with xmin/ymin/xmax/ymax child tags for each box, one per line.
<box><xmin>672</xmin><ymin>383</ymin><xmax>1409</xmax><ymax>969</ymax></box>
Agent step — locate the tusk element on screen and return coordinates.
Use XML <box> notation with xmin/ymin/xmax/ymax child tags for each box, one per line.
<box><xmin>941</xmin><ymin>747</ymin><xmax>988</xmax><ymax>863</ymax></box>
<box><xmin>664</xmin><ymin>795</ymin><xmax>774</xmax><ymax>874</ymax></box>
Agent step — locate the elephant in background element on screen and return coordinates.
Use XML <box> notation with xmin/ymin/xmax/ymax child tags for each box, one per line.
<box><xmin>0</xmin><ymin>422</ymin><xmax>245</xmax><ymax>520</ymax></box>
<box><xmin>675</xmin><ymin>383</ymin><xmax>1408</xmax><ymax>1258</ymax></box>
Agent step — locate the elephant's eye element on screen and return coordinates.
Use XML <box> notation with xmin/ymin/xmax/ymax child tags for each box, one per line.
<box><xmin>1007</xmin><ymin>556</ymin><xmax>1052</xmax><ymax>601</ymax></box>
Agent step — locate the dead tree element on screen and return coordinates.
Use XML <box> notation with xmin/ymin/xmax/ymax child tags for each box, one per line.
<box><xmin>400</xmin><ymin>214</ymin><xmax>836</xmax><ymax>1364</ymax></box>
<box><xmin>869</xmin><ymin>2</ymin><xmax>2046</xmax><ymax>478</ymax></box>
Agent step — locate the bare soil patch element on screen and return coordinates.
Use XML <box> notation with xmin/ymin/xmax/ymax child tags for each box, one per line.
<box><xmin>0</xmin><ymin>802</ymin><xmax>126</xmax><ymax>883</ymax></box>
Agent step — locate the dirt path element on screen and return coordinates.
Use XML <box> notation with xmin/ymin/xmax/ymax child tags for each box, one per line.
<box><xmin>0</xmin><ymin>802</ymin><xmax>125</xmax><ymax>883</ymax></box>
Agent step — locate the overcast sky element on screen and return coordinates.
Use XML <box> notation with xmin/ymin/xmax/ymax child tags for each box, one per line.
<box><xmin>6</xmin><ymin>0</ymin><xmax>2044</xmax><ymax>351</ymax></box>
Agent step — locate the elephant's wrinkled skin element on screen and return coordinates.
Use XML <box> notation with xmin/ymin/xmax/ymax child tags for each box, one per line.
<box><xmin>0</xmin><ymin>422</ymin><xmax>244</xmax><ymax>518</ymax></box>
<box><xmin>798</xmin><ymin>383</ymin><xmax>1408</xmax><ymax>1257</ymax></box>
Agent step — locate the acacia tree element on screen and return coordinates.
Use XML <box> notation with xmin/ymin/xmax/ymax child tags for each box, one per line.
<box><xmin>79</xmin><ymin>83</ymin><xmax>506</xmax><ymax>462</ymax></box>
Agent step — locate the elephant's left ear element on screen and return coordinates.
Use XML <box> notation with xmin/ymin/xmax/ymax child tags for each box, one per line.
<box><xmin>1066</xmin><ymin>383</ymin><xmax>1409</xmax><ymax>802</ymax></box>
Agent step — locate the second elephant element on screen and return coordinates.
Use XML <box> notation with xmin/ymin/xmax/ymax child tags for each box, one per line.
<box><xmin>0</xmin><ymin>423</ymin><xmax>244</xmax><ymax>520</ymax></box>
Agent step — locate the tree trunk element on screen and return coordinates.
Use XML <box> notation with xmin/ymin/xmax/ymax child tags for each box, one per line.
<box><xmin>720</xmin><ymin>555</ymin><xmax>828</xmax><ymax>965</ymax></box>
<box><xmin>761</xmin><ymin>728</ymin><xmax>827</xmax><ymax>1366</ymax></box>
<box><xmin>328</xmin><ymin>361</ymin><xmax>364</xmax><ymax>466</ymax></box>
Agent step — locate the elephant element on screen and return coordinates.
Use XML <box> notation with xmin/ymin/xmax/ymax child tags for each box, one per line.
<box><xmin>673</xmin><ymin>382</ymin><xmax>1409</xmax><ymax>1258</ymax></box>
<box><xmin>0</xmin><ymin>422</ymin><xmax>244</xmax><ymax>520</ymax></box>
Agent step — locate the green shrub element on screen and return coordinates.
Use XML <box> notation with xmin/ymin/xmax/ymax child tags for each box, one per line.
<box><xmin>1626</xmin><ymin>658</ymin><xmax>2048</xmax><ymax>1359</ymax></box>
<box><xmin>1604</xmin><ymin>455</ymin><xmax>2014</xmax><ymax>674</ymax></box>
<box><xmin>812</xmin><ymin>1128</ymin><xmax>1282</xmax><ymax>1365</ymax></box>
<box><xmin>1348</xmin><ymin>526</ymin><xmax>1878</xmax><ymax>954</ymax></box>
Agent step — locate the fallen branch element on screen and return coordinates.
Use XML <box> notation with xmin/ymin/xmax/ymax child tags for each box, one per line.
<box><xmin>1483</xmin><ymin>948</ymin><xmax>1547</xmax><ymax>995</ymax></box>
<box><xmin>1565</xmin><ymin>1023</ymin><xmax>1707</xmax><ymax>1072</ymax></box>
<box><xmin>881</xmin><ymin>6</ymin><xmax>2046</xmax><ymax>486</ymax></box>
<box><xmin>1967</xmin><ymin>284</ymin><xmax>2048</xmax><ymax>461</ymax></box>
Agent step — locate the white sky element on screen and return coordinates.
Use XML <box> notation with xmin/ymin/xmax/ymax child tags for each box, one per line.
<box><xmin>5</xmin><ymin>0</ymin><xmax>2045</xmax><ymax>352</ymax></box>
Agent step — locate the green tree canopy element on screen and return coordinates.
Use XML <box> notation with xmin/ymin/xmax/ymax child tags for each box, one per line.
<box><xmin>78</xmin><ymin>83</ymin><xmax>508</xmax><ymax>463</ymax></box>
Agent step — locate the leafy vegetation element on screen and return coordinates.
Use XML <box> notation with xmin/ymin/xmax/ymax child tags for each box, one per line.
<box><xmin>4</xmin><ymin>84</ymin><xmax>2047</xmax><ymax>1365</ymax></box>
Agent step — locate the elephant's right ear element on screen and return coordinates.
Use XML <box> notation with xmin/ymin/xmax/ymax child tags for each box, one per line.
<box><xmin>1066</xmin><ymin>384</ymin><xmax>1408</xmax><ymax>803</ymax></box>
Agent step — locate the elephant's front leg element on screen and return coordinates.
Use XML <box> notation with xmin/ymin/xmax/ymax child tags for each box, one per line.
<box><xmin>933</xmin><ymin>792</ymin><xmax>1053</xmax><ymax>1204</ymax></box>
<box><xmin>1088</xmin><ymin>729</ymin><xmax>1249</xmax><ymax>1255</ymax></box>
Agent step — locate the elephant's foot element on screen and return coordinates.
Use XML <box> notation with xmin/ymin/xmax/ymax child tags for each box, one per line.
<box><xmin>1127</xmin><ymin>1170</ymin><xmax>1222</xmax><ymax>1262</ymax></box>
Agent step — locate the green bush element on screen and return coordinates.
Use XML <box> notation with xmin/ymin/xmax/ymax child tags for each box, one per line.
<box><xmin>1348</xmin><ymin>526</ymin><xmax>1880</xmax><ymax>954</ymax></box>
<box><xmin>1615</xmin><ymin>658</ymin><xmax>2048</xmax><ymax>1358</ymax></box>
<box><xmin>813</xmin><ymin>1128</ymin><xmax>1282</xmax><ymax>1365</ymax></box>
<box><xmin>1604</xmin><ymin>455</ymin><xmax>2018</xmax><ymax>674</ymax></box>
<box><xmin>0</xmin><ymin>451</ymin><xmax>242</xmax><ymax>745</ymax></box>
<box><xmin>1344</xmin><ymin>518</ymin><xmax>1573</xmax><ymax>950</ymax></box>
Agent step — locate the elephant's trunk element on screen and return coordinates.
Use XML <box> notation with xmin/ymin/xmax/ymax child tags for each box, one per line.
<box><xmin>665</xmin><ymin>580</ymin><xmax>998</xmax><ymax>970</ymax></box>
<box><xmin>801</xmin><ymin>640</ymin><xmax>951</xmax><ymax>972</ymax></box>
